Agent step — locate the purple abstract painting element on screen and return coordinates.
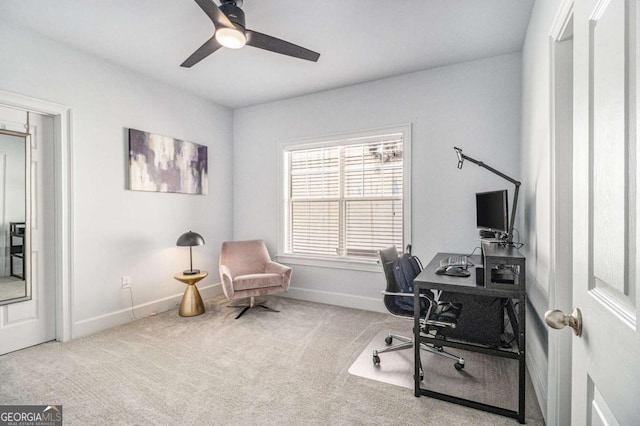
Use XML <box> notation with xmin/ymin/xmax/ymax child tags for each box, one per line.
<box><xmin>128</xmin><ymin>129</ymin><xmax>208</xmax><ymax>195</ymax></box>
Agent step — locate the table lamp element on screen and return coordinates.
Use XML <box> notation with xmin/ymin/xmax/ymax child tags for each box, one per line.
<box><xmin>176</xmin><ymin>231</ymin><xmax>205</xmax><ymax>275</ymax></box>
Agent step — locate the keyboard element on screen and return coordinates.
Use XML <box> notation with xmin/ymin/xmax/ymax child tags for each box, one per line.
<box><xmin>440</xmin><ymin>255</ymin><xmax>468</xmax><ymax>268</ymax></box>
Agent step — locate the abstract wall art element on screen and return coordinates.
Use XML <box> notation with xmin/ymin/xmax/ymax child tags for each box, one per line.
<box><xmin>128</xmin><ymin>128</ymin><xmax>208</xmax><ymax>195</ymax></box>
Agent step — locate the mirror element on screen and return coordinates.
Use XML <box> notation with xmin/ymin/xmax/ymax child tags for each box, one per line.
<box><xmin>0</xmin><ymin>131</ymin><xmax>29</xmax><ymax>305</ymax></box>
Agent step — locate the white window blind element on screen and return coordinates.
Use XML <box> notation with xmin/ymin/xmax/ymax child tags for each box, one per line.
<box><xmin>283</xmin><ymin>128</ymin><xmax>407</xmax><ymax>261</ymax></box>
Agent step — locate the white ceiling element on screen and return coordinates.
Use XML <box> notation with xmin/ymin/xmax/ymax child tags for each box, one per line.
<box><xmin>0</xmin><ymin>0</ymin><xmax>534</xmax><ymax>109</ymax></box>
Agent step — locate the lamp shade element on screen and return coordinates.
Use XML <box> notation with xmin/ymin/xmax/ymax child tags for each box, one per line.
<box><xmin>176</xmin><ymin>231</ymin><xmax>205</xmax><ymax>276</ymax></box>
<box><xmin>176</xmin><ymin>231</ymin><xmax>205</xmax><ymax>247</ymax></box>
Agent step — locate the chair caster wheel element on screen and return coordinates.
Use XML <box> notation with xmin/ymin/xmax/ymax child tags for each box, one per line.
<box><xmin>373</xmin><ymin>355</ymin><xmax>380</xmax><ymax>365</ymax></box>
<box><xmin>454</xmin><ymin>362</ymin><xmax>464</xmax><ymax>371</ymax></box>
<box><xmin>385</xmin><ymin>336</ymin><xmax>393</xmax><ymax>345</ymax></box>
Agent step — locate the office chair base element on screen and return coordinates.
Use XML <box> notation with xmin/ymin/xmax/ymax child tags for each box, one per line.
<box><xmin>424</xmin><ymin>340</ymin><xmax>465</xmax><ymax>367</ymax></box>
<box><xmin>372</xmin><ymin>333</ymin><xmax>465</xmax><ymax>373</ymax></box>
<box><xmin>373</xmin><ymin>332</ymin><xmax>414</xmax><ymax>362</ymax></box>
<box><xmin>229</xmin><ymin>296</ymin><xmax>280</xmax><ymax>319</ymax></box>
<box><xmin>384</xmin><ymin>333</ymin><xmax>411</xmax><ymax>346</ymax></box>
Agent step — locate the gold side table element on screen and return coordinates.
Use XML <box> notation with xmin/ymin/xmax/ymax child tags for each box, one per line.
<box><xmin>173</xmin><ymin>271</ymin><xmax>207</xmax><ymax>317</ymax></box>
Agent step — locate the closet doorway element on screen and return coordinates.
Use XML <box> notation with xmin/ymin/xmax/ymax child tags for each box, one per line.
<box><xmin>0</xmin><ymin>92</ymin><xmax>72</xmax><ymax>354</ymax></box>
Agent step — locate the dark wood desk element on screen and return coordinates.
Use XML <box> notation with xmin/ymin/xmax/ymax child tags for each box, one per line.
<box><xmin>413</xmin><ymin>252</ymin><xmax>526</xmax><ymax>424</ymax></box>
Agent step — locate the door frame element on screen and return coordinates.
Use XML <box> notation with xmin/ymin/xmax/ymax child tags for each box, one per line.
<box><xmin>0</xmin><ymin>89</ymin><xmax>73</xmax><ymax>342</ymax></box>
<box><xmin>548</xmin><ymin>1</ymin><xmax>575</xmax><ymax>425</ymax></box>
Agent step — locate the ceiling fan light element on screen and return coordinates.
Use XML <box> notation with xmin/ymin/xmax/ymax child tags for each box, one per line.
<box><xmin>215</xmin><ymin>27</ymin><xmax>247</xmax><ymax>49</ymax></box>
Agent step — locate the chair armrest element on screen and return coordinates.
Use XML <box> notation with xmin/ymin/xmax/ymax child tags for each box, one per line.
<box><xmin>265</xmin><ymin>261</ymin><xmax>291</xmax><ymax>275</ymax></box>
<box><xmin>381</xmin><ymin>291</ymin><xmax>436</xmax><ymax>319</ymax></box>
<box><xmin>265</xmin><ymin>261</ymin><xmax>292</xmax><ymax>290</ymax></box>
<box><xmin>381</xmin><ymin>291</ymin><xmax>432</xmax><ymax>301</ymax></box>
<box><xmin>380</xmin><ymin>292</ymin><xmax>459</xmax><ymax>330</ymax></box>
<box><xmin>219</xmin><ymin>264</ymin><xmax>232</xmax><ymax>279</ymax></box>
<box><xmin>219</xmin><ymin>264</ymin><xmax>234</xmax><ymax>299</ymax></box>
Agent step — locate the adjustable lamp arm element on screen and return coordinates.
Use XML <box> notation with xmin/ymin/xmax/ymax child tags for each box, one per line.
<box><xmin>454</xmin><ymin>147</ymin><xmax>521</xmax><ymax>243</ymax></box>
<box><xmin>455</xmin><ymin>147</ymin><xmax>520</xmax><ymax>186</ymax></box>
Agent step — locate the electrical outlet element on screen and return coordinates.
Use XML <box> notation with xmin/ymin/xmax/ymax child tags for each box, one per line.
<box><xmin>121</xmin><ymin>275</ymin><xmax>131</xmax><ymax>289</ymax></box>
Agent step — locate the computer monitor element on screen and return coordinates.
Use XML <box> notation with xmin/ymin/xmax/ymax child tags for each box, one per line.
<box><xmin>476</xmin><ymin>189</ymin><xmax>509</xmax><ymax>234</ymax></box>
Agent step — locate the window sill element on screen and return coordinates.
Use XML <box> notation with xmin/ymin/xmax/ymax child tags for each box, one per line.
<box><xmin>276</xmin><ymin>254</ymin><xmax>382</xmax><ymax>273</ymax></box>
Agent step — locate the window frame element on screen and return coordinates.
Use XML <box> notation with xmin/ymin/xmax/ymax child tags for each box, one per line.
<box><xmin>277</xmin><ymin>124</ymin><xmax>412</xmax><ymax>272</ymax></box>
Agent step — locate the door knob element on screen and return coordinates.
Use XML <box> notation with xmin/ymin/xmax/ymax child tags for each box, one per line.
<box><xmin>544</xmin><ymin>307</ymin><xmax>582</xmax><ymax>337</ymax></box>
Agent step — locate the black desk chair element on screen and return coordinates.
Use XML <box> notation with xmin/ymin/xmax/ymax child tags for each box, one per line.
<box><xmin>374</xmin><ymin>246</ymin><xmax>465</xmax><ymax>375</ymax></box>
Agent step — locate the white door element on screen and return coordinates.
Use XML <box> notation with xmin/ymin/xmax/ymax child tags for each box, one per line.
<box><xmin>0</xmin><ymin>111</ymin><xmax>55</xmax><ymax>354</ymax></box>
<box><xmin>571</xmin><ymin>0</ymin><xmax>640</xmax><ymax>423</ymax></box>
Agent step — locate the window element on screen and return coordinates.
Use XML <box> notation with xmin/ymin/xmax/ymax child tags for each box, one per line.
<box><xmin>279</xmin><ymin>125</ymin><xmax>411</xmax><ymax>267</ymax></box>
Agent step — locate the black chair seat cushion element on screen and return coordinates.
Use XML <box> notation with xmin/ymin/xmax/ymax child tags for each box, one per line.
<box><xmin>384</xmin><ymin>295</ymin><xmax>427</xmax><ymax>317</ymax></box>
<box><xmin>430</xmin><ymin>301</ymin><xmax>462</xmax><ymax>323</ymax></box>
<box><xmin>386</xmin><ymin>298</ymin><xmax>462</xmax><ymax>324</ymax></box>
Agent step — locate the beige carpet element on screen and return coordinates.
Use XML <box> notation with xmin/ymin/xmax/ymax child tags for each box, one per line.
<box><xmin>0</xmin><ymin>295</ymin><xmax>544</xmax><ymax>425</ymax></box>
<box><xmin>0</xmin><ymin>277</ymin><xmax>26</xmax><ymax>301</ymax></box>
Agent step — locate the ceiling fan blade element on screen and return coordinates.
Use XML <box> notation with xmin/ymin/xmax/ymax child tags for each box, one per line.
<box><xmin>246</xmin><ymin>30</ymin><xmax>320</xmax><ymax>62</ymax></box>
<box><xmin>180</xmin><ymin>36</ymin><xmax>222</xmax><ymax>67</ymax></box>
<box><xmin>194</xmin><ymin>0</ymin><xmax>234</xmax><ymax>28</ymax></box>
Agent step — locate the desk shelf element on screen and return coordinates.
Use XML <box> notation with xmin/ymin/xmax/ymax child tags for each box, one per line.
<box><xmin>482</xmin><ymin>242</ymin><xmax>526</xmax><ymax>291</ymax></box>
<box><xmin>420</xmin><ymin>330</ymin><xmax>519</xmax><ymax>359</ymax></box>
<box><xmin>414</xmin><ymin>252</ymin><xmax>526</xmax><ymax>424</ymax></box>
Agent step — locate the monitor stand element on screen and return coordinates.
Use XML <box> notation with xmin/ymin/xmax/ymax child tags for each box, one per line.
<box><xmin>479</xmin><ymin>230</ymin><xmax>496</xmax><ymax>239</ymax></box>
<box><xmin>479</xmin><ymin>235</ymin><xmax>502</xmax><ymax>269</ymax></box>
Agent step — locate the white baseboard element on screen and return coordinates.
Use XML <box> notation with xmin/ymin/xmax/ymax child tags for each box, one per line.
<box><xmin>527</xmin><ymin>349</ymin><xmax>548</xmax><ymax>423</ymax></box>
<box><xmin>73</xmin><ymin>283</ymin><xmax>223</xmax><ymax>338</ymax></box>
<box><xmin>73</xmin><ymin>284</ymin><xmax>379</xmax><ymax>338</ymax></box>
<box><xmin>73</xmin><ymin>284</ymin><xmax>381</xmax><ymax>338</ymax></box>
<box><xmin>282</xmin><ymin>286</ymin><xmax>386</xmax><ymax>313</ymax></box>
<box><xmin>525</xmin><ymin>312</ymin><xmax>548</xmax><ymax>423</ymax></box>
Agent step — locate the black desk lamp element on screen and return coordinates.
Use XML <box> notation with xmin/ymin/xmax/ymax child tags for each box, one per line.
<box><xmin>176</xmin><ymin>231</ymin><xmax>205</xmax><ymax>275</ymax></box>
<box><xmin>454</xmin><ymin>147</ymin><xmax>521</xmax><ymax>243</ymax></box>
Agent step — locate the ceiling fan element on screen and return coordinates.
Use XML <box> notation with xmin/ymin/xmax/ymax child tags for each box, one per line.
<box><xmin>181</xmin><ymin>0</ymin><xmax>320</xmax><ymax>67</ymax></box>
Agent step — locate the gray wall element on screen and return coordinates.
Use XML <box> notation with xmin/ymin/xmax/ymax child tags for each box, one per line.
<box><xmin>0</xmin><ymin>22</ymin><xmax>234</xmax><ymax>336</ymax></box>
<box><xmin>233</xmin><ymin>53</ymin><xmax>522</xmax><ymax>310</ymax></box>
<box><xmin>521</xmin><ymin>0</ymin><xmax>569</xmax><ymax>423</ymax></box>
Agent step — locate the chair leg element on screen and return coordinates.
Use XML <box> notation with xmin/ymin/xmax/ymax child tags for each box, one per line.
<box><xmin>235</xmin><ymin>306</ymin><xmax>251</xmax><ymax>319</ymax></box>
<box><xmin>388</xmin><ymin>332</ymin><xmax>411</xmax><ymax>344</ymax></box>
<box><xmin>374</xmin><ymin>340</ymin><xmax>413</xmax><ymax>356</ymax></box>
<box><xmin>372</xmin><ymin>332</ymin><xmax>465</xmax><ymax>372</ymax></box>
<box><xmin>230</xmin><ymin>296</ymin><xmax>280</xmax><ymax>319</ymax></box>
<box><xmin>419</xmin><ymin>342</ymin><xmax>465</xmax><ymax>366</ymax></box>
